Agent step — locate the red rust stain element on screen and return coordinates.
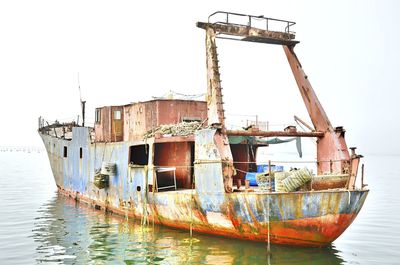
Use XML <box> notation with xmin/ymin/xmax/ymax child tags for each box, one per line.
<box><xmin>193</xmin><ymin>209</ymin><xmax>208</xmax><ymax>224</ymax></box>
<box><xmin>227</xmin><ymin>201</ymin><xmax>241</xmax><ymax>230</ymax></box>
<box><xmin>271</xmin><ymin>214</ymin><xmax>357</xmax><ymax>246</ymax></box>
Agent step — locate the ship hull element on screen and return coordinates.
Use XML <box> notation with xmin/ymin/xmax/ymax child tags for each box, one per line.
<box><xmin>57</xmin><ymin>184</ymin><xmax>368</xmax><ymax>247</ymax></box>
<box><xmin>40</xmin><ymin>130</ymin><xmax>368</xmax><ymax>247</ymax></box>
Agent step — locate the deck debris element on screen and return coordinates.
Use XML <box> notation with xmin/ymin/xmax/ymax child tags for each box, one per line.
<box><xmin>143</xmin><ymin>121</ymin><xmax>206</xmax><ymax>139</ymax></box>
<box><xmin>281</xmin><ymin>168</ymin><xmax>313</xmax><ymax>192</ymax></box>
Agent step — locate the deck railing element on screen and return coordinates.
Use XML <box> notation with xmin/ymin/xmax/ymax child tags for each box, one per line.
<box><xmin>207</xmin><ymin>11</ymin><xmax>296</xmax><ymax>35</ymax></box>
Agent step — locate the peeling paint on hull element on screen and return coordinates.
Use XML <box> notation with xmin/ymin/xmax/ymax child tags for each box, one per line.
<box><xmin>40</xmin><ymin>126</ymin><xmax>368</xmax><ymax>247</ymax></box>
<box><xmin>57</xmin><ymin>182</ymin><xmax>368</xmax><ymax>247</ymax></box>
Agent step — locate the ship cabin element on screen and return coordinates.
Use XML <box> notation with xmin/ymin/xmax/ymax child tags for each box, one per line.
<box><xmin>93</xmin><ymin>98</ymin><xmax>269</xmax><ymax>192</ymax></box>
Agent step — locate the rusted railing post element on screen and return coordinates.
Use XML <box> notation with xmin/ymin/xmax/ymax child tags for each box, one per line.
<box><xmin>245</xmin><ymin>180</ymin><xmax>250</xmax><ymax>190</ymax></box>
<box><xmin>237</xmin><ymin>179</ymin><xmax>241</xmax><ymax>190</ymax></box>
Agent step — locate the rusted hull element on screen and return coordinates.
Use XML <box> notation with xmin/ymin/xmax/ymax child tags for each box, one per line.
<box><xmin>57</xmin><ymin>186</ymin><xmax>368</xmax><ymax>247</ymax></box>
<box><xmin>154</xmin><ymin>192</ymin><xmax>367</xmax><ymax>247</ymax></box>
<box><xmin>40</xmin><ymin>131</ymin><xmax>368</xmax><ymax>247</ymax></box>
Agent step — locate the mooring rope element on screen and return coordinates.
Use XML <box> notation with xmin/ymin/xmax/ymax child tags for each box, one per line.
<box><xmin>139</xmin><ymin>158</ymin><xmax>340</xmax><ymax>169</ymax></box>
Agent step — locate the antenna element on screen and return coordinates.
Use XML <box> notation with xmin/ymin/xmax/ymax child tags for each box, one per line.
<box><xmin>78</xmin><ymin>72</ymin><xmax>86</xmax><ymax>127</ymax></box>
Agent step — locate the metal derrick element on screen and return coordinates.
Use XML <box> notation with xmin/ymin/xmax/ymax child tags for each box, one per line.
<box><xmin>197</xmin><ymin>11</ymin><xmax>360</xmax><ymax>188</ymax></box>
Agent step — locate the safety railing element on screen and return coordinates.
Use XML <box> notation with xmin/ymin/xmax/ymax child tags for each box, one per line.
<box><xmin>208</xmin><ymin>11</ymin><xmax>296</xmax><ymax>35</ymax></box>
<box><xmin>38</xmin><ymin>116</ymin><xmax>94</xmax><ymax>141</ymax></box>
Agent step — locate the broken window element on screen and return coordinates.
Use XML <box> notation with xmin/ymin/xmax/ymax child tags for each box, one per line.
<box><xmin>154</xmin><ymin>142</ymin><xmax>194</xmax><ymax>190</ymax></box>
<box><xmin>95</xmin><ymin>109</ymin><xmax>101</xmax><ymax>124</ymax></box>
<box><xmin>129</xmin><ymin>144</ymin><xmax>149</xmax><ymax>165</ymax></box>
<box><xmin>63</xmin><ymin>146</ymin><xmax>67</xmax><ymax>158</ymax></box>
<box><xmin>114</xmin><ymin>110</ymin><xmax>121</xmax><ymax>120</ymax></box>
<box><xmin>230</xmin><ymin>143</ymin><xmax>257</xmax><ymax>188</ymax></box>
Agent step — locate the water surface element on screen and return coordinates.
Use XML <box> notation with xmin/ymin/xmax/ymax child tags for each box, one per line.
<box><xmin>0</xmin><ymin>151</ymin><xmax>399</xmax><ymax>264</ymax></box>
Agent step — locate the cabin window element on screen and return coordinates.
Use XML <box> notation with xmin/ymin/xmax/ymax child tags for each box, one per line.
<box><xmin>79</xmin><ymin>147</ymin><xmax>83</xmax><ymax>159</ymax></box>
<box><xmin>129</xmin><ymin>144</ymin><xmax>149</xmax><ymax>165</ymax></box>
<box><xmin>114</xmin><ymin>110</ymin><xmax>121</xmax><ymax>120</ymax></box>
<box><xmin>95</xmin><ymin>109</ymin><xmax>101</xmax><ymax>124</ymax></box>
<box><xmin>63</xmin><ymin>146</ymin><xmax>67</xmax><ymax>158</ymax></box>
<box><xmin>182</xmin><ymin>117</ymin><xmax>201</xmax><ymax>122</ymax></box>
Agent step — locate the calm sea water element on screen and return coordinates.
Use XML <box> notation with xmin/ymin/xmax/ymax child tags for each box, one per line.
<box><xmin>0</xmin><ymin>151</ymin><xmax>399</xmax><ymax>264</ymax></box>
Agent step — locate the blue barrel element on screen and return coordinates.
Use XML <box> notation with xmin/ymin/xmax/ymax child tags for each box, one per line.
<box><xmin>257</xmin><ymin>164</ymin><xmax>284</xmax><ymax>173</ymax></box>
<box><xmin>245</xmin><ymin>172</ymin><xmax>258</xmax><ymax>186</ymax></box>
<box><xmin>245</xmin><ymin>172</ymin><xmax>275</xmax><ymax>190</ymax></box>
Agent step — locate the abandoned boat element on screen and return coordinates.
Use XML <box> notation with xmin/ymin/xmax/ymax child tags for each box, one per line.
<box><xmin>38</xmin><ymin>12</ymin><xmax>368</xmax><ymax>247</ymax></box>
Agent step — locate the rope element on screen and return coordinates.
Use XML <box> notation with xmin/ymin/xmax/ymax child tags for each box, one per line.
<box><xmin>295</xmin><ymin>120</ymin><xmax>317</xmax><ymax>146</ymax></box>
<box><xmin>154</xmin><ymin>160</ymin><xmax>340</xmax><ymax>168</ymax></box>
<box><xmin>235</xmin><ymin>168</ymin><xmax>248</xmax><ymax>174</ymax></box>
<box><xmin>231</xmin><ymin>159</ymin><xmax>342</xmax><ymax>164</ymax></box>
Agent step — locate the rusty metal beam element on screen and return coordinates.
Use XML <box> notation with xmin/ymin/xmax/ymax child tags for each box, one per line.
<box><xmin>283</xmin><ymin>45</ymin><xmax>350</xmax><ymax>174</ymax></box>
<box><xmin>205</xmin><ymin>27</ymin><xmax>226</xmax><ymax>128</ymax></box>
<box><xmin>196</xmin><ymin>22</ymin><xmax>299</xmax><ymax>46</ymax></box>
<box><xmin>284</xmin><ymin>46</ymin><xmax>332</xmax><ymax>132</ymax></box>
<box><xmin>226</xmin><ymin>130</ymin><xmax>324</xmax><ymax>138</ymax></box>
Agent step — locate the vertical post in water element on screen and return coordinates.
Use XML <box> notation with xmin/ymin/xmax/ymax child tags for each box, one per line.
<box><xmin>267</xmin><ymin>193</ymin><xmax>271</xmax><ymax>264</ymax></box>
<box><xmin>190</xmin><ymin>182</ymin><xmax>194</xmax><ymax>239</ymax></box>
<box><xmin>267</xmin><ymin>160</ymin><xmax>272</xmax><ymax>263</ymax></box>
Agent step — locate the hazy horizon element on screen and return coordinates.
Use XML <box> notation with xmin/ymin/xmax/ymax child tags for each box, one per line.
<box><xmin>1</xmin><ymin>0</ymin><xmax>399</xmax><ymax>156</ymax></box>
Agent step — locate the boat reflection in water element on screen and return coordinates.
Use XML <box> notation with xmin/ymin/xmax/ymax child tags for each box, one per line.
<box><xmin>32</xmin><ymin>194</ymin><xmax>345</xmax><ymax>264</ymax></box>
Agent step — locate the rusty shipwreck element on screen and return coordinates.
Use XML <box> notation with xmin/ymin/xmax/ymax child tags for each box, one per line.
<box><xmin>38</xmin><ymin>12</ymin><xmax>368</xmax><ymax>247</ymax></box>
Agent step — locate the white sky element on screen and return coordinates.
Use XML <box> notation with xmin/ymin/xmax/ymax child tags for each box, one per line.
<box><xmin>0</xmin><ymin>0</ymin><xmax>399</xmax><ymax>155</ymax></box>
